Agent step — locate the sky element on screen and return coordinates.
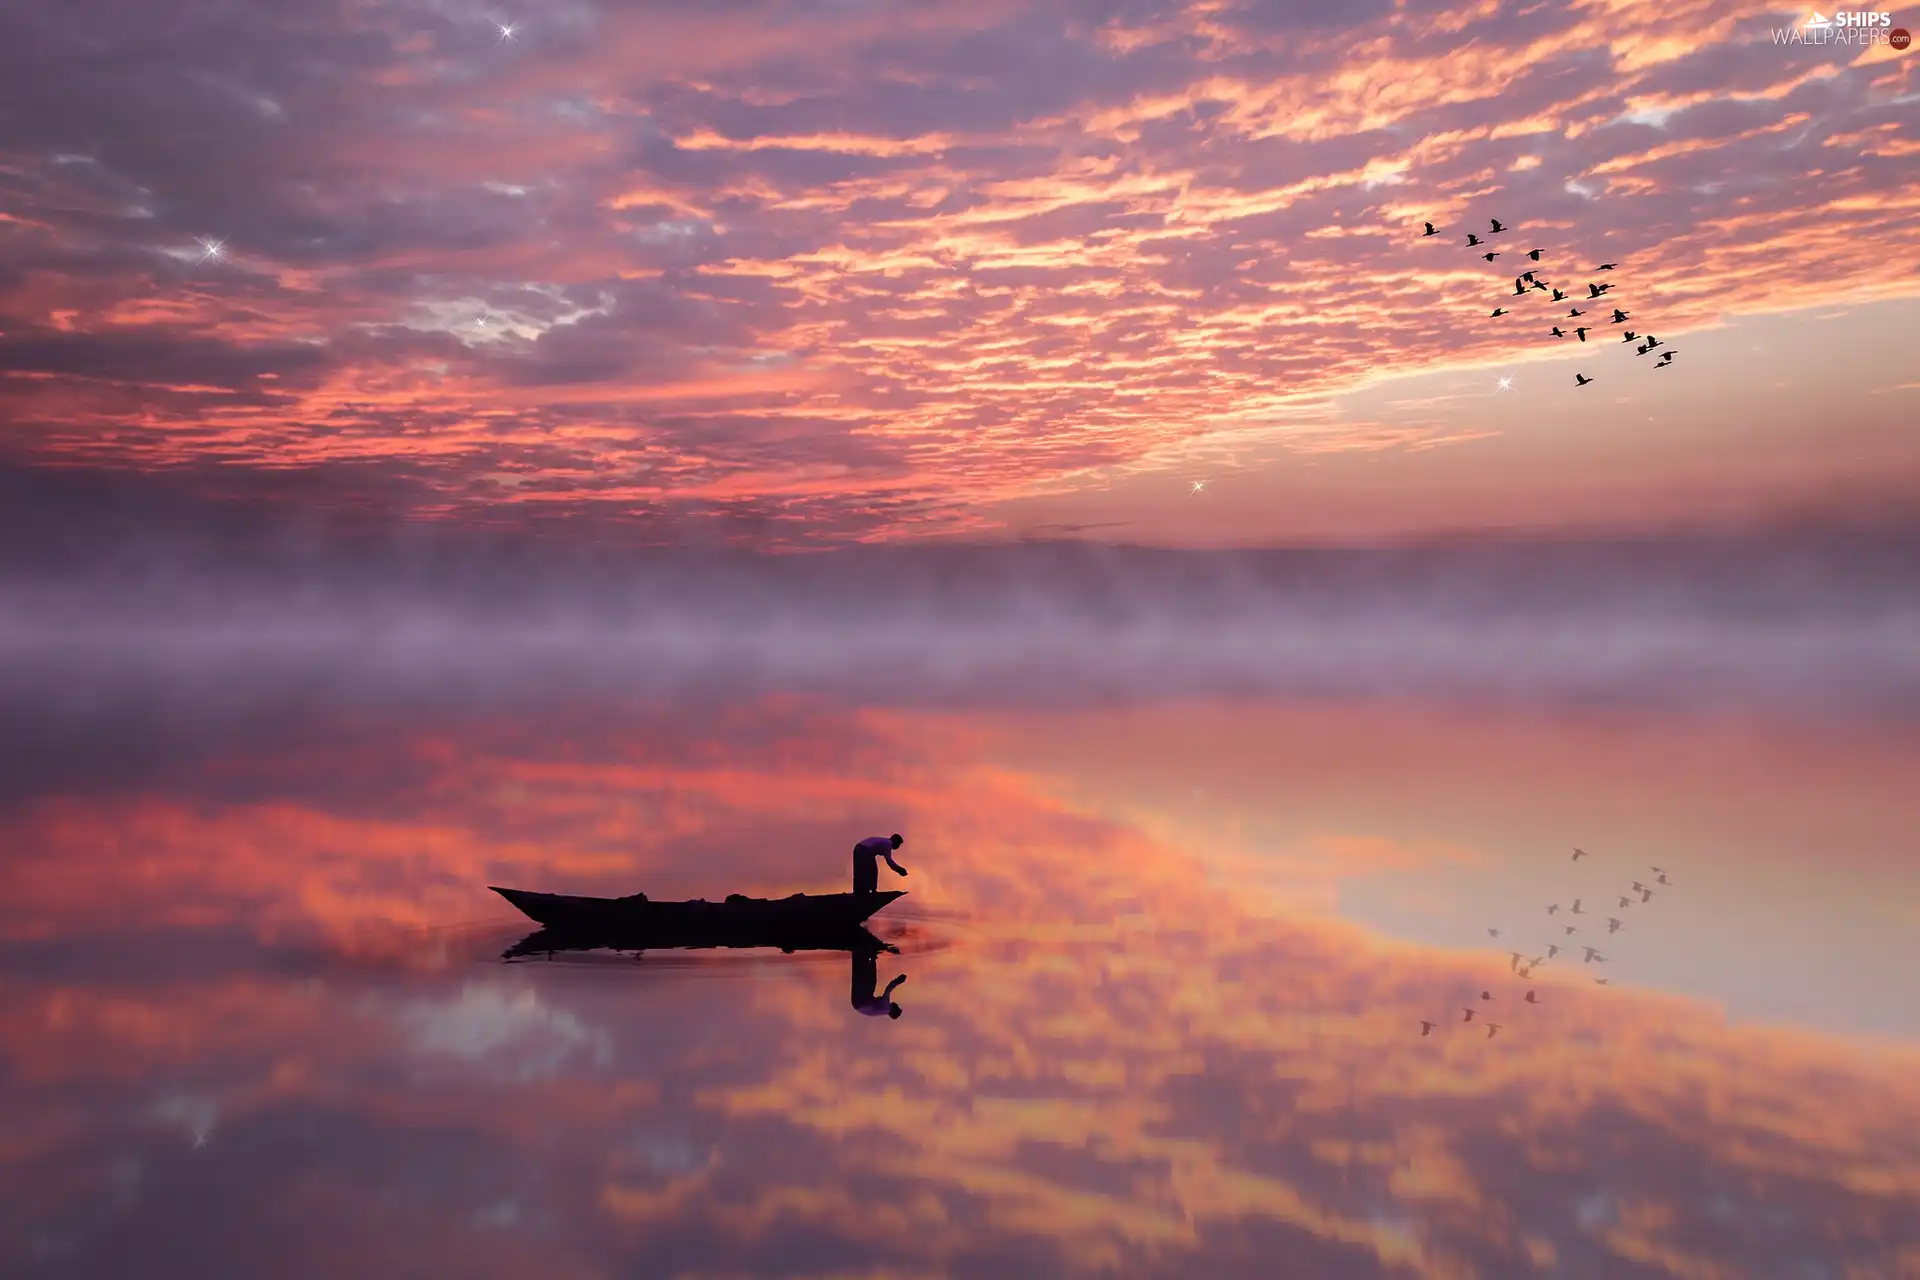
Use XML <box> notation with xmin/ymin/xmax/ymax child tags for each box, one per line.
<box><xmin>2</xmin><ymin>0</ymin><xmax>1917</xmax><ymax>547</ymax></box>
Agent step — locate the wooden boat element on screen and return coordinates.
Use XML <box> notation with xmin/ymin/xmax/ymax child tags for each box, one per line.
<box><xmin>490</xmin><ymin>885</ymin><xmax>904</xmax><ymax>931</ymax></box>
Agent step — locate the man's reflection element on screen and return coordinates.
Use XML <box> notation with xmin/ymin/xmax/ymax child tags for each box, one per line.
<box><xmin>852</xmin><ymin>946</ymin><xmax>906</xmax><ymax>1019</ymax></box>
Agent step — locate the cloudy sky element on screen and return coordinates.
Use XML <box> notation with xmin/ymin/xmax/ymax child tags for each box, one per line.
<box><xmin>2</xmin><ymin>0</ymin><xmax>1916</xmax><ymax>546</ymax></box>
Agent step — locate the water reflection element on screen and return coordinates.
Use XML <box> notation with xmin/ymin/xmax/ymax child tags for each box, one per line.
<box><xmin>2</xmin><ymin>690</ymin><xmax>1917</xmax><ymax>1277</ymax></box>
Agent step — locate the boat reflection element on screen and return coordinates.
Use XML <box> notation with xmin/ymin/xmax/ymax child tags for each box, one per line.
<box><xmin>501</xmin><ymin>916</ymin><xmax>910</xmax><ymax>1021</ymax></box>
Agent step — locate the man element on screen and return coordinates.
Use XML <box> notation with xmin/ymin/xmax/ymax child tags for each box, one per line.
<box><xmin>852</xmin><ymin>833</ymin><xmax>907</xmax><ymax>895</ymax></box>
<box><xmin>851</xmin><ymin>947</ymin><xmax>906</xmax><ymax>1019</ymax></box>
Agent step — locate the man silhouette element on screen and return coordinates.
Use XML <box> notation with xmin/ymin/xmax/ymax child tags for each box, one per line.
<box><xmin>851</xmin><ymin>947</ymin><xmax>905</xmax><ymax>1019</ymax></box>
<box><xmin>852</xmin><ymin>833</ymin><xmax>907</xmax><ymax>895</ymax></box>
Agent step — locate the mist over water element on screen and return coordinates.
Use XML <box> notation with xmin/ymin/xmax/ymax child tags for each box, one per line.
<box><xmin>5</xmin><ymin>528</ymin><xmax>1917</xmax><ymax>717</ymax></box>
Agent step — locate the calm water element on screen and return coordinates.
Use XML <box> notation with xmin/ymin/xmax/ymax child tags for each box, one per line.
<box><xmin>3</xmin><ymin>686</ymin><xmax>1918</xmax><ymax>1278</ymax></box>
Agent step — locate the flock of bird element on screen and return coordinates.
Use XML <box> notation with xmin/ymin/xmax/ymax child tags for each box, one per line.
<box><xmin>1419</xmin><ymin>847</ymin><xmax>1678</xmax><ymax>1041</ymax></box>
<box><xmin>1420</xmin><ymin>217</ymin><xmax>1678</xmax><ymax>385</ymax></box>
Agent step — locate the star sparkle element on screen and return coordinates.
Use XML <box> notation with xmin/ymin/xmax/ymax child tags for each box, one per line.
<box><xmin>495</xmin><ymin>20</ymin><xmax>519</xmax><ymax>44</ymax></box>
<box><xmin>194</xmin><ymin>236</ymin><xmax>227</xmax><ymax>265</ymax></box>
<box><xmin>1190</xmin><ymin>479</ymin><xmax>1207</xmax><ymax>494</ymax></box>
<box><xmin>1494</xmin><ymin>375</ymin><xmax>1514</xmax><ymax>393</ymax></box>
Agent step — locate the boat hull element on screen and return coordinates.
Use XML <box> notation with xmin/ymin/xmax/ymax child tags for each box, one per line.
<box><xmin>490</xmin><ymin>886</ymin><xmax>905</xmax><ymax>931</ymax></box>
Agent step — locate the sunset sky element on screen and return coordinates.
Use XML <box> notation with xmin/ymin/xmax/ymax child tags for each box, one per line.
<box><xmin>4</xmin><ymin>0</ymin><xmax>1917</xmax><ymax>547</ymax></box>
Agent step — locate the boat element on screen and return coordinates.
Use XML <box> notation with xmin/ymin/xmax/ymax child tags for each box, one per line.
<box><xmin>501</xmin><ymin>919</ymin><xmax>894</xmax><ymax>961</ymax></box>
<box><xmin>489</xmin><ymin>885</ymin><xmax>905</xmax><ymax>931</ymax></box>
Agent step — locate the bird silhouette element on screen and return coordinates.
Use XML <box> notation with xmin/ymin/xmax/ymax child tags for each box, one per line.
<box><xmin>1575</xmin><ymin>373</ymin><xmax>1592</xmax><ymax>386</ymax></box>
<box><xmin>1611</xmin><ymin>308</ymin><xmax>1629</xmax><ymax>323</ymax></box>
<box><xmin>1587</xmin><ymin>282</ymin><xmax>1612</xmax><ymax>298</ymax></box>
<box><xmin>1564</xmin><ymin>925</ymin><xmax>1578</xmax><ymax>934</ymax></box>
<box><xmin>1567</xmin><ymin>308</ymin><xmax>1585</xmax><ymax>317</ymax></box>
<box><xmin>1650</xmin><ymin>866</ymin><xmax>1665</xmax><ymax>874</ymax></box>
<box><xmin>1490</xmin><ymin>218</ymin><xmax>1507</xmax><ymax>233</ymax></box>
<box><xmin>1520</xmin><ymin>270</ymin><xmax>1538</xmax><ymax>283</ymax></box>
<box><xmin>1622</xmin><ymin>331</ymin><xmax>1638</xmax><ymax>342</ymax></box>
<box><xmin>1596</xmin><ymin>262</ymin><xmax>1618</xmax><ymax>270</ymax></box>
<box><xmin>1423</xmin><ymin>222</ymin><xmax>1439</xmax><ymax>236</ymax></box>
<box><xmin>1641</xmin><ymin>889</ymin><xmax>1655</xmax><ymax>902</ymax></box>
<box><xmin>1485</xmin><ymin>1022</ymin><xmax>1503</xmax><ymax>1039</ymax></box>
<box><xmin>1528</xmin><ymin>955</ymin><xmax>1543</xmax><ymax>968</ymax></box>
<box><xmin>1524</xmin><ymin>990</ymin><xmax>1539</xmax><ymax>1004</ymax></box>
<box><xmin>1527</xmin><ymin>248</ymin><xmax>1544</xmax><ymax>260</ymax></box>
<box><xmin>1547</xmin><ymin>944</ymin><xmax>1562</xmax><ymax>958</ymax></box>
<box><xmin>1481</xmin><ymin>990</ymin><xmax>1495</xmax><ymax>1001</ymax></box>
<box><xmin>1463</xmin><ymin>1007</ymin><xmax>1477</xmax><ymax>1022</ymax></box>
<box><xmin>1421</xmin><ymin>1020</ymin><xmax>1437</xmax><ymax>1034</ymax></box>
<box><xmin>1488</xmin><ymin>928</ymin><xmax>1502</xmax><ymax>938</ymax></box>
<box><xmin>1575</xmin><ymin>327</ymin><xmax>1590</xmax><ymax>341</ymax></box>
<box><xmin>1530</xmin><ymin>280</ymin><xmax>1549</xmax><ymax>292</ymax></box>
<box><xmin>1550</xmin><ymin>326</ymin><xmax>1566</xmax><ymax>338</ymax></box>
<box><xmin>1491</xmin><ymin>307</ymin><xmax>1509</xmax><ymax>317</ymax></box>
<box><xmin>1551</xmin><ymin>288</ymin><xmax>1568</xmax><ymax>301</ymax></box>
<box><xmin>1618</xmin><ymin>895</ymin><xmax>1633</xmax><ymax>908</ymax></box>
<box><xmin>1595</xmin><ymin>977</ymin><xmax>1611</xmax><ymax>985</ymax></box>
<box><xmin>1571</xmin><ymin>898</ymin><xmax>1584</xmax><ymax>914</ymax></box>
<box><xmin>1644</xmin><ymin>336</ymin><xmax>1663</xmax><ymax>349</ymax></box>
<box><xmin>1517</xmin><ymin>965</ymin><xmax>1534</xmax><ymax>978</ymax></box>
<box><xmin>1584</xmin><ymin>948</ymin><xmax>1607</xmax><ymax>963</ymax></box>
<box><xmin>1608</xmin><ymin>917</ymin><xmax>1624</xmax><ymax>933</ymax></box>
<box><xmin>1631</xmin><ymin>881</ymin><xmax>1646</xmax><ymax>892</ymax></box>
<box><xmin>1656</xmin><ymin>351</ymin><xmax>1676</xmax><ymax>366</ymax></box>
<box><xmin>1467</xmin><ymin>233</ymin><xmax>1483</xmax><ymax>246</ymax></box>
<box><xmin>1482</xmin><ymin>251</ymin><xmax>1501</xmax><ymax>261</ymax></box>
<box><xmin>1509</xmin><ymin>951</ymin><xmax>1526</xmax><ymax>972</ymax></box>
<box><xmin>1655</xmin><ymin>871</ymin><xmax>1670</xmax><ymax>883</ymax></box>
<box><xmin>1636</xmin><ymin>342</ymin><xmax>1652</xmax><ymax>355</ymax></box>
<box><xmin>1546</xmin><ymin>903</ymin><xmax>1561</xmax><ymax>914</ymax></box>
<box><xmin>1572</xmin><ymin>848</ymin><xmax>1588</xmax><ymax>860</ymax></box>
<box><xmin>1513</xmin><ymin>279</ymin><xmax>1529</xmax><ymax>296</ymax></box>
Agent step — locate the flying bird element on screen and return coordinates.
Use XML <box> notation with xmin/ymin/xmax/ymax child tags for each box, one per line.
<box><xmin>1547</xmin><ymin>944</ymin><xmax>1562</xmax><ymax>958</ymax></box>
<box><xmin>1637</xmin><ymin>342</ymin><xmax>1653</xmax><ymax>355</ymax></box>
<box><xmin>1584</xmin><ymin>947</ymin><xmax>1607</xmax><ymax>963</ymax></box>
<box><xmin>1611</xmin><ymin>308</ymin><xmax>1629</xmax><ymax>323</ymax></box>
<box><xmin>1575</xmin><ymin>373</ymin><xmax>1592</xmax><ymax>385</ymax></box>
<box><xmin>1564</xmin><ymin>925</ymin><xmax>1578</xmax><ymax>934</ymax></box>
<box><xmin>1514</xmin><ymin>279</ymin><xmax>1529</xmax><ymax>296</ymax></box>
<box><xmin>1547</xmin><ymin>903</ymin><xmax>1561</xmax><ymax>915</ymax></box>
<box><xmin>1572</xmin><ymin>848</ymin><xmax>1588</xmax><ymax>860</ymax></box>
<box><xmin>1491</xmin><ymin>307</ymin><xmax>1510</xmax><ymax>317</ymax></box>
<box><xmin>1618</xmin><ymin>896</ymin><xmax>1634</xmax><ymax>908</ymax></box>
<box><xmin>1467</xmin><ymin>233</ymin><xmax>1483</xmax><ymax>246</ymax></box>
<box><xmin>1655</xmin><ymin>871</ymin><xmax>1670</xmax><ymax>884</ymax></box>
<box><xmin>1463</xmin><ymin>1007</ymin><xmax>1477</xmax><ymax>1022</ymax></box>
<box><xmin>1588</xmin><ymin>283</ymin><xmax>1612</xmax><ymax>298</ymax></box>
<box><xmin>1521</xmin><ymin>270</ymin><xmax>1538</xmax><ymax>283</ymax></box>
<box><xmin>1568</xmin><ymin>308</ymin><xmax>1585</xmax><ymax>317</ymax></box>
<box><xmin>1481</xmin><ymin>990</ymin><xmax>1495</xmax><ymax>1001</ymax></box>
<box><xmin>1608</xmin><ymin>917</ymin><xmax>1625</xmax><ymax>933</ymax></box>
<box><xmin>1488</xmin><ymin>928</ymin><xmax>1502</xmax><ymax>938</ymax></box>
<box><xmin>1596</xmin><ymin>262</ymin><xmax>1618</xmax><ymax>270</ymax></box>
<box><xmin>1423</xmin><ymin>222</ymin><xmax>1439</xmax><ymax>236</ymax></box>
<box><xmin>1527</xmin><ymin>248</ymin><xmax>1544</xmax><ymax>261</ymax></box>
<box><xmin>1645</xmin><ymin>336</ymin><xmax>1663</xmax><ymax>349</ymax></box>
<box><xmin>1594</xmin><ymin>977</ymin><xmax>1611</xmax><ymax>985</ymax></box>
<box><xmin>1631</xmin><ymin>881</ymin><xmax>1646</xmax><ymax>892</ymax></box>
<box><xmin>1656</xmin><ymin>351</ymin><xmax>1676</xmax><ymax>366</ymax></box>
<box><xmin>1421</xmin><ymin>1020</ymin><xmax>1437</xmax><ymax>1034</ymax></box>
<box><xmin>1571</xmin><ymin>898</ymin><xmax>1585</xmax><ymax>914</ymax></box>
<box><xmin>1622</xmin><ymin>331</ymin><xmax>1638</xmax><ymax>342</ymax></box>
<box><xmin>1575</xmin><ymin>327</ymin><xmax>1590</xmax><ymax>342</ymax></box>
<box><xmin>1490</xmin><ymin>218</ymin><xmax>1507</xmax><ymax>233</ymax></box>
<box><xmin>1485</xmin><ymin>1023</ymin><xmax>1503</xmax><ymax>1039</ymax></box>
<box><xmin>1640</xmin><ymin>889</ymin><xmax>1654</xmax><ymax>902</ymax></box>
<box><xmin>1530</xmin><ymin>280</ymin><xmax>1549</xmax><ymax>292</ymax></box>
<box><xmin>1551</xmin><ymin>326</ymin><xmax>1566</xmax><ymax>338</ymax></box>
<box><xmin>1551</xmin><ymin>289</ymin><xmax>1569</xmax><ymax>301</ymax></box>
<box><xmin>1509</xmin><ymin>951</ymin><xmax>1526</xmax><ymax>972</ymax></box>
<box><xmin>1483</xmin><ymin>251</ymin><xmax>1501</xmax><ymax>261</ymax></box>
<box><xmin>1524</xmin><ymin>990</ymin><xmax>1539</xmax><ymax>1004</ymax></box>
